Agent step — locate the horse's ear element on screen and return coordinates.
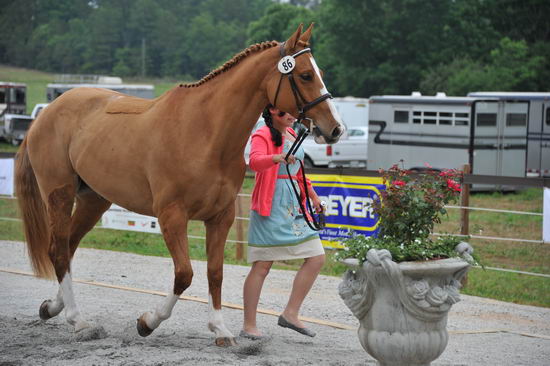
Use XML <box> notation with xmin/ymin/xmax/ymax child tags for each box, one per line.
<box><xmin>284</xmin><ymin>23</ymin><xmax>303</xmax><ymax>54</ymax></box>
<box><xmin>299</xmin><ymin>23</ymin><xmax>314</xmax><ymax>45</ymax></box>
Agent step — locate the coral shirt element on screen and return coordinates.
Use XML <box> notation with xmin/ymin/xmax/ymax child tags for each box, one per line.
<box><xmin>249</xmin><ymin>126</ymin><xmax>312</xmax><ymax>216</ymax></box>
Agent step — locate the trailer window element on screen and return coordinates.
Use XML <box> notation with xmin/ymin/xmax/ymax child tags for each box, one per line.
<box><xmin>394</xmin><ymin>110</ymin><xmax>409</xmax><ymax>123</ymax></box>
<box><xmin>0</xmin><ymin>88</ymin><xmax>5</xmax><ymax>103</ymax></box>
<box><xmin>413</xmin><ymin>111</ymin><xmax>421</xmax><ymax>124</ymax></box>
<box><xmin>477</xmin><ymin>113</ymin><xmax>496</xmax><ymax>127</ymax></box>
<box><xmin>455</xmin><ymin>113</ymin><xmax>469</xmax><ymax>126</ymax></box>
<box><xmin>546</xmin><ymin>107</ymin><xmax>550</xmax><ymax>126</ymax></box>
<box><xmin>423</xmin><ymin>111</ymin><xmax>436</xmax><ymax>124</ymax></box>
<box><xmin>439</xmin><ymin>112</ymin><xmax>452</xmax><ymax>125</ymax></box>
<box><xmin>506</xmin><ymin>113</ymin><xmax>527</xmax><ymax>127</ymax></box>
<box><xmin>14</xmin><ymin>88</ymin><xmax>26</xmax><ymax>104</ymax></box>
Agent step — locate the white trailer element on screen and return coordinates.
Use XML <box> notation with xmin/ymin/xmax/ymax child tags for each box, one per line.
<box><xmin>467</xmin><ymin>92</ymin><xmax>550</xmax><ymax>179</ymax></box>
<box><xmin>367</xmin><ymin>92</ymin><xmax>550</xmax><ymax>188</ymax></box>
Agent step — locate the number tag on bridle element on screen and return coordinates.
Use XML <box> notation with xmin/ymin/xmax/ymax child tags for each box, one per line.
<box><xmin>277</xmin><ymin>56</ymin><xmax>296</xmax><ymax>74</ymax></box>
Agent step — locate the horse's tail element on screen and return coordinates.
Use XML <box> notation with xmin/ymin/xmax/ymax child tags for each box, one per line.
<box><xmin>15</xmin><ymin>139</ymin><xmax>55</xmax><ymax>279</ymax></box>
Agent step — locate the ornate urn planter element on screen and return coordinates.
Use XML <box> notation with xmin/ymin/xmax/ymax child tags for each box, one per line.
<box><xmin>339</xmin><ymin>245</ymin><xmax>472</xmax><ymax>366</ymax></box>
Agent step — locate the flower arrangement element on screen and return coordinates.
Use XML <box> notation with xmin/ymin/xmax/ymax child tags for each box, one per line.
<box><xmin>335</xmin><ymin>163</ymin><xmax>476</xmax><ymax>263</ymax></box>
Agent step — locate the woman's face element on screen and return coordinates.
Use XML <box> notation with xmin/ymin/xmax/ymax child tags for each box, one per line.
<box><xmin>270</xmin><ymin>108</ymin><xmax>295</xmax><ymax>131</ymax></box>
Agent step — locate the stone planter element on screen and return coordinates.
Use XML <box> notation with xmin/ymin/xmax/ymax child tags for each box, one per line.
<box><xmin>338</xmin><ymin>244</ymin><xmax>472</xmax><ymax>366</ymax></box>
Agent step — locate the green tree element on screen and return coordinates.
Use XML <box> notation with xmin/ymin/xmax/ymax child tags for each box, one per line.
<box><xmin>421</xmin><ymin>38</ymin><xmax>545</xmax><ymax>95</ymax></box>
<box><xmin>316</xmin><ymin>0</ymin><xmax>459</xmax><ymax>97</ymax></box>
<box><xmin>246</xmin><ymin>3</ymin><xmax>315</xmax><ymax>45</ymax></box>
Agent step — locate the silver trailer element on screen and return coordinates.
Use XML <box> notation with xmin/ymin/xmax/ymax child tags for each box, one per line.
<box><xmin>367</xmin><ymin>92</ymin><xmax>550</xmax><ymax>189</ymax></box>
<box><xmin>46</xmin><ymin>83</ymin><xmax>154</xmax><ymax>102</ymax></box>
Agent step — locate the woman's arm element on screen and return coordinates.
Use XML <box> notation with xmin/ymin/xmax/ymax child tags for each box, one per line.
<box><xmin>249</xmin><ymin>133</ymin><xmax>295</xmax><ymax>172</ymax></box>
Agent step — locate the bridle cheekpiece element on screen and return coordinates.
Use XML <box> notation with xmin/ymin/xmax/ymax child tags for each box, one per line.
<box><xmin>272</xmin><ymin>42</ymin><xmax>333</xmax><ymax>125</ymax></box>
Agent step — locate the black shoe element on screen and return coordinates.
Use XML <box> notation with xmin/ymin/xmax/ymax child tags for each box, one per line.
<box><xmin>277</xmin><ymin>315</ymin><xmax>316</xmax><ymax>337</ymax></box>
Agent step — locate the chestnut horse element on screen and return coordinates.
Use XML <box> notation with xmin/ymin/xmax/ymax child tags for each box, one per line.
<box><xmin>15</xmin><ymin>24</ymin><xmax>343</xmax><ymax>346</ymax></box>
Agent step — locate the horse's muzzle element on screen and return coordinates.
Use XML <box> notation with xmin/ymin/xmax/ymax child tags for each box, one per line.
<box><xmin>312</xmin><ymin>125</ymin><xmax>344</xmax><ymax>144</ymax></box>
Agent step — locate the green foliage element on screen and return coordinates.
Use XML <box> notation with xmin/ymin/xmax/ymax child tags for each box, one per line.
<box><xmin>335</xmin><ymin>164</ymin><xmax>468</xmax><ymax>263</ymax></box>
<box><xmin>0</xmin><ymin>0</ymin><xmax>270</xmax><ymax>80</ymax></box>
<box><xmin>334</xmin><ymin>233</ymin><xmax>466</xmax><ymax>264</ymax></box>
<box><xmin>0</xmin><ymin>0</ymin><xmax>549</xmax><ymax>103</ymax></box>
<box><xmin>246</xmin><ymin>3</ymin><xmax>315</xmax><ymax>45</ymax></box>
<box><xmin>422</xmin><ymin>38</ymin><xmax>546</xmax><ymax>95</ymax></box>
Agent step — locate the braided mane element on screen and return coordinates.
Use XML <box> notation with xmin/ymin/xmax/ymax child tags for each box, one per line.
<box><xmin>181</xmin><ymin>40</ymin><xmax>279</xmax><ymax>88</ymax></box>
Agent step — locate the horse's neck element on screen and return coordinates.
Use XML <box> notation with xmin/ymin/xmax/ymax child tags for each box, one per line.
<box><xmin>196</xmin><ymin>47</ymin><xmax>278</xmax><ymax>146</ymax></box>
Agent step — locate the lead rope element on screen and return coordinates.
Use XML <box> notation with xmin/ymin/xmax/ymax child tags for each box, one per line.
<box><xmin>284</xmin><ymin>128</ymin><xmax>325</xmax><ymax>231</ymax></box>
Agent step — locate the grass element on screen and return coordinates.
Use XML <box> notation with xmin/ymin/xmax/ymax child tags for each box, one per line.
<box><xmin>435</xmin><ymin>189</ymin><xmax>548</xmax><ymax>276</ymax></box>
<box><xmin>463</xmin><ymin>267</ymin><xmax>550</xmax><ymax>307</ymax></box>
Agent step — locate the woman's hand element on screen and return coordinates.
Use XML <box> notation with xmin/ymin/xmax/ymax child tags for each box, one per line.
<box><xmin>272</xmin><ymin>153</ymin><xmax>296</xmax><ymax>165</ymax></box>
<box><xmin>311</xmin><ymin>195</ymin><xmax>324</xmax><ymax>213</ymax></box>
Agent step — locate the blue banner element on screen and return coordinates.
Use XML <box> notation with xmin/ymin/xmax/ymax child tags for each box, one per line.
<box><xmin>309</xmin><ymin>174</ymin><xmax>385</xmax><ymax>248</ymax></box>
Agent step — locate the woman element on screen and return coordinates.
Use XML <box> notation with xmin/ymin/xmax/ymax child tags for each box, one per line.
<box><xmin>240</xmin><ymin>104</ymin><xmax>325</xmax><ymax>340</ymax></box>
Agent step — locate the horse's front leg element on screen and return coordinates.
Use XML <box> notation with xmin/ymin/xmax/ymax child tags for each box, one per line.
<box><xmin>137</xmin><ymin>203</ymin><xmax>193</xmax><ymax>337</ymax></box>
<box><xmin>205</xmin><ymin>204</ymin><xmax>237</xmax><ymax>346</ymax></box>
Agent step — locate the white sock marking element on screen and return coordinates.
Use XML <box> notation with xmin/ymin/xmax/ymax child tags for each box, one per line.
<box><xmin>207</xmin><ymin>294</ymin><xmax>234</xmax><ymax>338</ymax></box>
<box><xmin>60</xmin><ymin>272</ymin><xmax>89</xmax><ymax>331</ymax></box>
<box><xmin>143</xmin><ymin>293</ymin><xmax>179</xmax><ymax>330</ymax></box>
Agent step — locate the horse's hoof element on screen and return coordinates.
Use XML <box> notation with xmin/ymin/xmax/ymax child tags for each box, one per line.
<box><xmin>39</xmin><ymin>300</ymin><xmax>52</xmax><ymax>320</ymax></box>
<box><xmin>215</xmin><ymin>337</ymin><xmax>237</xmax><ymax>347</ymax></box>
<box><xmin>136</xmin><ymin>316</ymin><xmax>154</xmax><ymax>337</ymax></box>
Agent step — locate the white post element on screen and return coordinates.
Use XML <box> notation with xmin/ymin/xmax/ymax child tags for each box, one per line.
<box><xmin>0</xmin><ymin>158</ymin><xmax>15</xmax><ymax>196</ymax></box>
<box><xmin>544</xmin><ymin>188</ymin><xmax>550</xmax><ymax>244</ymax></box>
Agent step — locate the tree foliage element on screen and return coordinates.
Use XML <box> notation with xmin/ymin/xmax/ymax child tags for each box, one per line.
<box><xmin>0</xmin><ymin>0</ymin><xmax>547</xmax><ymax>95</ymax></box>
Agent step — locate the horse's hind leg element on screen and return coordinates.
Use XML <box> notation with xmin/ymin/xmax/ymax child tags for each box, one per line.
<box><xmin>40</xmin><ymin>183</ymin><xmax>90</xmax><ymax>331</ymax></box>
<box><xmin>205</xmin><ymin>204</ymin><xmax>236</xmax><ymax>346</ymax></box>
<box><xmin>137</xmin><ymin>203</ymin><xmax>193</xmax><ymax>337</ymax></box>
<box><xmin>40</xmin><ymin>187</ymin><xmax>110</xmax><ymax>332</ymax></box>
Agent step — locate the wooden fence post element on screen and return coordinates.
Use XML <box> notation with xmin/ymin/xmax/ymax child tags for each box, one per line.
<box><xmin>460</xmin><ymin>164</ymin><xmax>471</xmax><ymax>236</ymax></box>
<box><xmin>235</xmin><ymin>193</ymin><xmax>244</xmax><ymax>261</ymax></box>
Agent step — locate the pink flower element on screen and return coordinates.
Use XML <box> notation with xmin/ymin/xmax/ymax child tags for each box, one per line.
<box><xmin>446</xmin><ymin>179</ymin><xmax>461</xmax><ymax>192</ymax></box>
<box><xmin>393</xmin><ymin>180</ymin><xmax>406</xmax><ymax>187</ymax></box>
<box><xmin>439</xmin><ymin>170</ymin><xmax>455</xmax><ymax>177</ymax></box>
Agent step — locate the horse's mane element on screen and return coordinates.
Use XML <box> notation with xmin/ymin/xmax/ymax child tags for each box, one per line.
<box><xmin>181</xmin><ymin>40</ymin><xmax>279</xmax><ymax>88</ymax></box>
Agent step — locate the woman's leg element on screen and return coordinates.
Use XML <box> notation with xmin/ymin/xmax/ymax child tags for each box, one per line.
<box><xmin>282</xmin><ymin>254</ymin><xmax>325</xmax><ymax>328</ymax></box>
<box><xmin>242</xmin><ymin>260</ymin><xmax>273</xmax><ymax>336</ymax></box>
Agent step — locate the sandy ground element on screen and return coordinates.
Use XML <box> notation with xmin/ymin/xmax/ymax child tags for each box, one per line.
<box><xmin>0</xmin><ymin>240</ymin><xmax>549</xmax><ymax>365</ymax></box>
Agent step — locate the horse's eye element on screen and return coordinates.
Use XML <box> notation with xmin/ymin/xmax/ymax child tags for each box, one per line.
<box><xmin>300</xmin><ymin>73</ymin><xmax>312</xmax><ymax>81</ymax></box>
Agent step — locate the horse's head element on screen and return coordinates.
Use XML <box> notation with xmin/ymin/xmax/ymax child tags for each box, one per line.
<box><xmin>267</xmin><ymin>24</ymin><xmax>344</xmax><ymax>144</ymax></box>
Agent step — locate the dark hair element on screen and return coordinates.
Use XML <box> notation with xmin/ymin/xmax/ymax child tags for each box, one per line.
<box><xmin>262</xmin><ymin>104</ymin><xmax>282</xmax><ymax>147</ymax></box>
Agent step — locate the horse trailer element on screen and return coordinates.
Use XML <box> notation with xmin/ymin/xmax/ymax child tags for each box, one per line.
<box><xmin>367</xmin><ymin>92</ymin><xmax>550</xmax><ymax>189</ymax></box>
<box><xmin>46</xmin><ymin>83</ymin><xmax>154</xmax><ymax>102</ymax></box>
<box><xmin>0</xmin><ymin>82</ymin><xmax>27</xmax><ymax>115</ymax></box>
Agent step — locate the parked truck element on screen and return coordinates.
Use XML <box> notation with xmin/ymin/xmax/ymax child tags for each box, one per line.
<box><xmin>300</xmin><ymin>97</ymin><xmax>369</xmax><ymax>168</ymax></box>
<box><xmin>244</xmin><ymin>97</ymin><xmax>370</xmax><ymax>168</ymax></box>
<box><xmin>1</xmin><ymin>103</ymin><xmax>48</xmax><ymax>146</ymax></box>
